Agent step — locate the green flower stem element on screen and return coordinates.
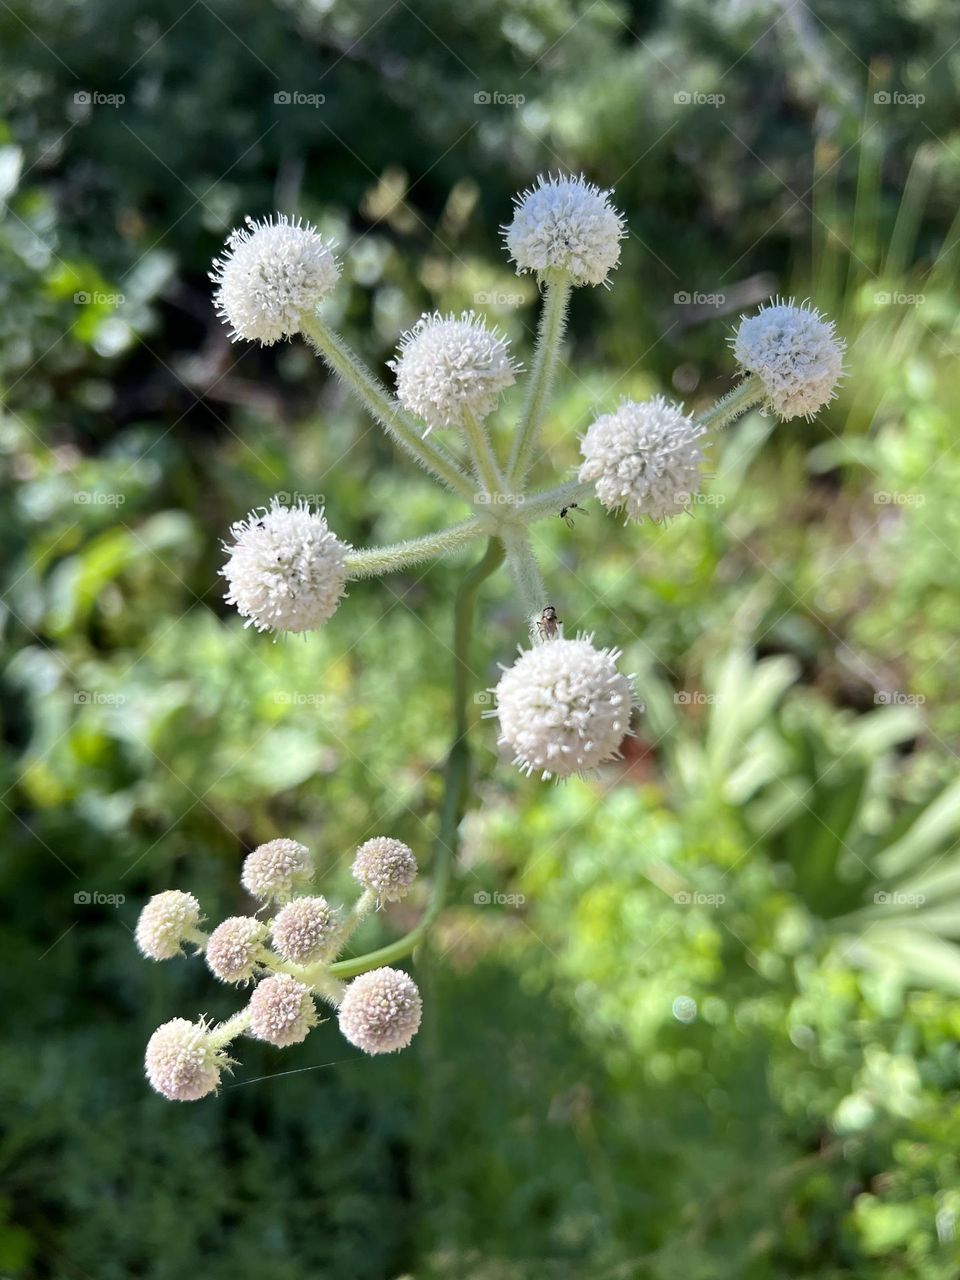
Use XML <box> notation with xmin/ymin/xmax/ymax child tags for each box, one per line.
<box><xmin>300</xmin><ymin>312</ymin><xmax>476</xmax><ymax>503</ymax></box>
<box><xmin>461</xmin><ymin>405</ymin><xmax>507</xmax><ymax>502</ymax></box>
<box><xmin>696</xmin><ymin>374</ymin><xmax>766</xmax><ymax>431</ymax></box>
<box><xmin>337</xmin><ymin>889</ymin><xmax>377</xmax><ymax>944</ymax></box>
<box><xmin>501</xmin><ymin>527</ymin><xmax>548</xmax><ymax>641</ymax></box>
<box><xmin>184</xmin><ymin>926</ymin><xmax>209</xmax><ymax>951</ymax></box>
<box><xmin>208</xmin><ymin>1009</ymin><xmax>250</xmax><ymax>1049</ymax></box>
<box><xmin>345</xmin><ymin>517</ymin><xmax>488</xmax><ymax>578</ymax></box>
<box><xmin>507</xmin><ymin>275</ymin><xmax>572</xmax><ymax>486</ymax></box>
<box><xmin>329</xmin><ymin>538</ymin><xmax>505</xmax><ymax>980</ymax></box>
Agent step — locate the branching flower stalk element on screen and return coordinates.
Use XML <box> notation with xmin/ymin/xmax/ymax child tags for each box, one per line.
<box><xmin>137</xmin><ymin>178</ymin><xmax>845</xmax><ymax>1099</ymax></box>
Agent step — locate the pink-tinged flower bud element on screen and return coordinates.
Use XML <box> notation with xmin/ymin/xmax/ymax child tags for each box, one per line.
<box><xmin>338</xmin><ymin>967</ymin><xmax>422</xmax><ymax>1055</ymax></box>
<box><xmin>135</xmin><ymin>890</ymin><xmax>202</xmax><ymax>961</ymax></box>
<box><xmin>246</xmin><ymin>974</ymin><xmax>317</xmax><ymax>1047</ymax></box>
<box><xmin>145</xmin><ymin>1018</ymin><xmax>227</xmax><ymax>1101</ymax></box>
<box><xmin>351</xmin><ymin>837</ymin><xmax>418</xmax><ymax>904</ymax></box>
<box><xmin>271</xmin><ymin>896</ymin><xmax>341</xmax><ymax>964</ymax></box>
<box><xmin>241</xmin><ymin>838</ymin><xmax>313</xmax><ymax>903</ymax></box>
<box><xmin>206</xmin><ymin>916</ymin><xmax>268</xmax><ymax>983</ymax></box>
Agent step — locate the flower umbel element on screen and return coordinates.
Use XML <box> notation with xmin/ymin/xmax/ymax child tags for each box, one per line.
<box><xmin>135</xmin><ymin>890</ymin><xmax>202</xmax><ymax>961</ymax></box>
<box><xmin>579</xmin><ymin>396</ymin><xmax>707</xmax><ymax>523</ymax></box>
<box><xmin>504</xmin><ymin>173</ymin><xmax>626</xmax><ymax>286</ymax></box>
<box><xmin>145</xmin><ymin>1018</ymin><xmax>229</xmax><ymax>1101</ymax></box>
<box><xmin>338</xmin><ymin>967</ymin><xmax>422</xmax><ymax>1055</ymax></box>
<box><xmin>352</xmin><ymin>837</ymin><xmax>418</xmax><ymax>904</ymax></box>
<box><xmin>211</xmin><ymin>214</ymin><xmax>339</xmax><ymax>345</ymax></box>
<box><xmin>389</xmin><ymin>311</ymin><xmax>518</xmax><ymax>435</ymax></box>
<box><xmin>493</xmin><ymin>635</ymin><xmax>634</xmax><ymax>779</ymax></box>
<box><xmin>732</xmin><ymin>298</ymin><xmax>845</xmax><ymax>420</ymax></box>
<box><xmin>221</xmin><ymin>497</ymin><xmax>349</xmax><ymax>635</ymax></box>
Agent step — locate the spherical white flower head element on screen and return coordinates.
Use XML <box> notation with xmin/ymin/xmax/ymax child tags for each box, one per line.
<box><xmin>211</xmin><ymin>213</ymin><xmax>339</xmax><ymax>345</ymax></box>
<box><xmin>388</xmin><ymin>311</ymin><xmax>518</xmax><ymax>435</ymax></box>
<box><xmin>145</xmin><ymin>1018</ymin><xmax>226</xmax><ymax>1101</ymax></box>
<box><xmin>732</xmin><ymin>299</ymin><xmax>844</xmax><ymax>420</ymax></box>
<box><xmin>493</xmin><ymin>635</ymin><xmax>633</xmax><ymax>779</ymax></box>
<box><xmin>338</xmin><ymin>966</ymin><xmax>422</xmax><ymax>1055</ymax></box>
<box><xmin>206</xmin><ymin>916</ymin><xmax>268</xmax><ymax>984</ymax></box>
<box><xmin>221</xmin><ymin>497</ymin><xmax>349</xmax><ymax>635</ymax></box>
<box><xmin>135</xmin><ymin>890</ymin><xmax>202</xmax><ymax>961</ymax></box>
<box><xmin>241</xmin><ymin>838</ymin><xmax>313</xmax><ymax>903</ymax></box>
<box><xmin>352</xmin><ymin>837</ymin><xmax>418</xmax><ymax>904</ymax></box>
<box><xmin>271</xmin><ymin>895</ymin><xmax>341</xmax><ymax>964</ymax></box>
<box><xmin>503</xmin><ymin>173</ymin><xmax>626</xmax><ymax>286</ymax></box>
<box><xmin>246</xmin><ymin>973</ymin><xmax>318</xmax><ymax>1047</ymax></box>
<box><xmin>578</xmin><ymin>395</ymin><xmax>707</xmax><ymax>523</ymax></box>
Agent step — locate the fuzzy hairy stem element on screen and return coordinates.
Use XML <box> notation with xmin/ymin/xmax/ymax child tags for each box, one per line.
<box><xmin>300</xmin><ymin>312</ymin><xmax>475</xmax><ymax>502</ymax></box>
<box><xmin>501</xmin><ymin>527</ymin><xmax>548</xmax><ymax>641</ymax></box>
<box><xmin>507</xmin><ymin>276</ymin><xmax>572</xmax><ymax>486</ymax></box>
<box><xmin>461</xmin><ymin>405</ymin><xmax>507</xmax><ymax>502</ymax></box>
<box><xmin>208</xmin><ymin>1009</ymin><xmax>250</xmax><ymax>1049</ymax></box>
<box><xmin>329</xmin><ymin>538</ymin><xmax>505</xmax><ymax>979</ymax></box>
<box><xmin>511</xmin><ymin>478</ymin><xmax>594</xmax><ymax>526</ymax></box>
<box><xmin>696</xmin><ymin>374</ymin><xmax>766</xmax><ymax>431</ymax></box>
<box><xmin>345</xmin><ymin>517</ymin><xmax>489</xmax><ymax>578</ymax></box>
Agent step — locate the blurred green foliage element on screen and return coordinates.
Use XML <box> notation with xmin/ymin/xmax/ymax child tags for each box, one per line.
<box><xmin>3</xmin><ymin>0</ymin><xmax>960</xmax><ymax>1276</ymax></box>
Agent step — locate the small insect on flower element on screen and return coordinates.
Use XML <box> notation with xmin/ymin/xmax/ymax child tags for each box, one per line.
<box><xmin>559</xmin><ymin>503</ymin><xmax>588</xmax><ymax>529</ymax></box>
<box><xmin>537</xmin><ymin>605</ymin><xmax>562</xmax><ymax>640</ymax></box>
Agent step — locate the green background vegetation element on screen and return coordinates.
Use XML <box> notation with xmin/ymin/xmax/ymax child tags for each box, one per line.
<box><xmin>2</xmin><ymin>0</ymin><xmax>960</xmax><ymax>1276</ymax></box>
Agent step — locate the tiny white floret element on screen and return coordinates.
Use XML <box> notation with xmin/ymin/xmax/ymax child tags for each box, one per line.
<box><xmin>732</xmin><ymin>298</ymin><xmax>844</xmax><ymax>420</ymax></box>
<box><xmin>338</xmin><ymin>967</ymin><xmax>422</xmax><ymax>1055</ymax></box>
<box><xmin>503</xmin><ymin>173</ymin><xmax>626</xmax><ymax>286</ymax></box>
<box><xmin>145</xmin><ymin>1018</ymin><xmax>228</xmax><ymax>1101</ymax></box>
<box><xmin>241</xmin><ymin>838</ymin><xmax>313</xmax><ymax>903</ymax></box>
<box><xmin>352</xmin><ymin>837</ymin><xmax>418</xmax><ymax>904</ymax></box>
<box><xmin>135</xmin><ymin>890</ymin><xmax>202</xmax><ymax>961</ymax></box>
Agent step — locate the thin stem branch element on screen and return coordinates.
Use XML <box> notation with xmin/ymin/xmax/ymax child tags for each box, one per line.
<box><xmin>696</xmin><ymin>374</ymin><xmax>766</xmax><ymax>431</ymax></box>
<box><xmin>345</xmin><ymin>518</ymin><xmax>487</xmax><ymax>578</ymax></box>
<box><xmin>501</xmin><ymin>527</ymin><xmax>548</xmax><ymax>641</ymax></box>
<box><xmin>461</xmin><ymin>405</ymin><xmax>507</xmax><ymax>501</ymax></box>
<box><xmin>511</xmin><ymin>478</ymin><xmax>593</xmax><ymax>526</ymax></box>
<box><xmin>507</xmin><ymin>276</ymin><xmax>572</xmax><ymax>486</ymax></box>
<box><xmin>300</xmin><ymin>312</ymin><xmax>475</xmax><ymax>503</ymax></box>
<box><xmin>329</xmin><ymin>538</ymin><xmax>506</xmax><ymax>980</ymax></box>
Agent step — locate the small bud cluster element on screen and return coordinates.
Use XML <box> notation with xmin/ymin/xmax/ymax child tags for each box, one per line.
<box><xmin>136</xmin><ymin>833</ymin><xmax>422</xmax><ymax>1100</ymax></box>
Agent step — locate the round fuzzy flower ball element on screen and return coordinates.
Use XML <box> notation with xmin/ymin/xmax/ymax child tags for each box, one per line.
<box><xmin>221</xmin><ymin>497</ymin><xmax>349</xmax><ymax>635</ymax></box>
<box><xmin>493</xmin><ymin>635</ymin><xmax>633</xmax><ymax>779</ymax></box>
<box><xmin>211</xmin><ymin>213</ymin><xmax>339</xmax><ymax>345</ymax></box>
<box><xmin>206</xmin><ymin>916</ymin><xmax>268</xmax><ymax>983</ymax></box>
<box><xmin>352</xmin><ymin>837</ymin><xmax>418</xmax><ymax>904</ymax></box>
<box><xmin>241</xmin><ymin>838</ymin><xmax>313</xmax><ymax>903</ymax></box>
<box><xmin>503</xmin><ymin>173</ymin><xmax>626</xmax><ymax>286</ymax></box>
<box><xmin>578</xmin><ymin>396</ymin><xmax>707</xmax><ymax>523</ymax></box>
<box><xmin>246</xmin><ymin>973</ymin><xmax>318</xmax><ymax>1047</ymax></box>
<box><xmin>389</xmin><ymin>311</ymin><xmax>518</xmax><ymax>435</ymax></box>
<box><xmin>338</xmin><ymin>967</ymin><xmax>422</xmax><ymax>1055</ymax></box>
<box><xmin>271</xmin><ymin>896</ymin><xmax>341</xmax><ymax>965</ymax></box>
<box><xmin>732</xmin><ymin>299</ymin><xmax>844</xmax><ymax>420</ymax></box>
<box><xmin>145</xmin><ymin>1018</ymin><xmax>226</xmax><ymax>1101</ymax></box>
<box><xmin>135</xmin><ymin>890</ymin><xmax>202</xmax><ymax>961</ymax></box>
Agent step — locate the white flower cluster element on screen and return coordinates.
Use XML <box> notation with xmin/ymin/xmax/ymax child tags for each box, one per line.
<box><xmin>504</xmin><ymin>173</ymin><xmax>626</xmax><ymax>286</ymax></box>
<box><xmin>732</xmin><ymin>298</ymin><xmax>845</xmax><ymax>420</ymax></box>
<box><xmin>221</xmin><ymin>498</ymin><xmax>350</xmax><ymax>636</ymax></box>
<box><xmin>390</xmin><ymin>311</ymin><xmax>518</xmax><ymax>435</ymax></box>
<box><xmin>137</xmin><ymin>832</ymin><xmax>423</xmax><ymax>1100</ymax></box>
<box><xmin>211</xmin><ymin>214</ymin><xmax>339</xmax><ymax>345</ymax></box>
